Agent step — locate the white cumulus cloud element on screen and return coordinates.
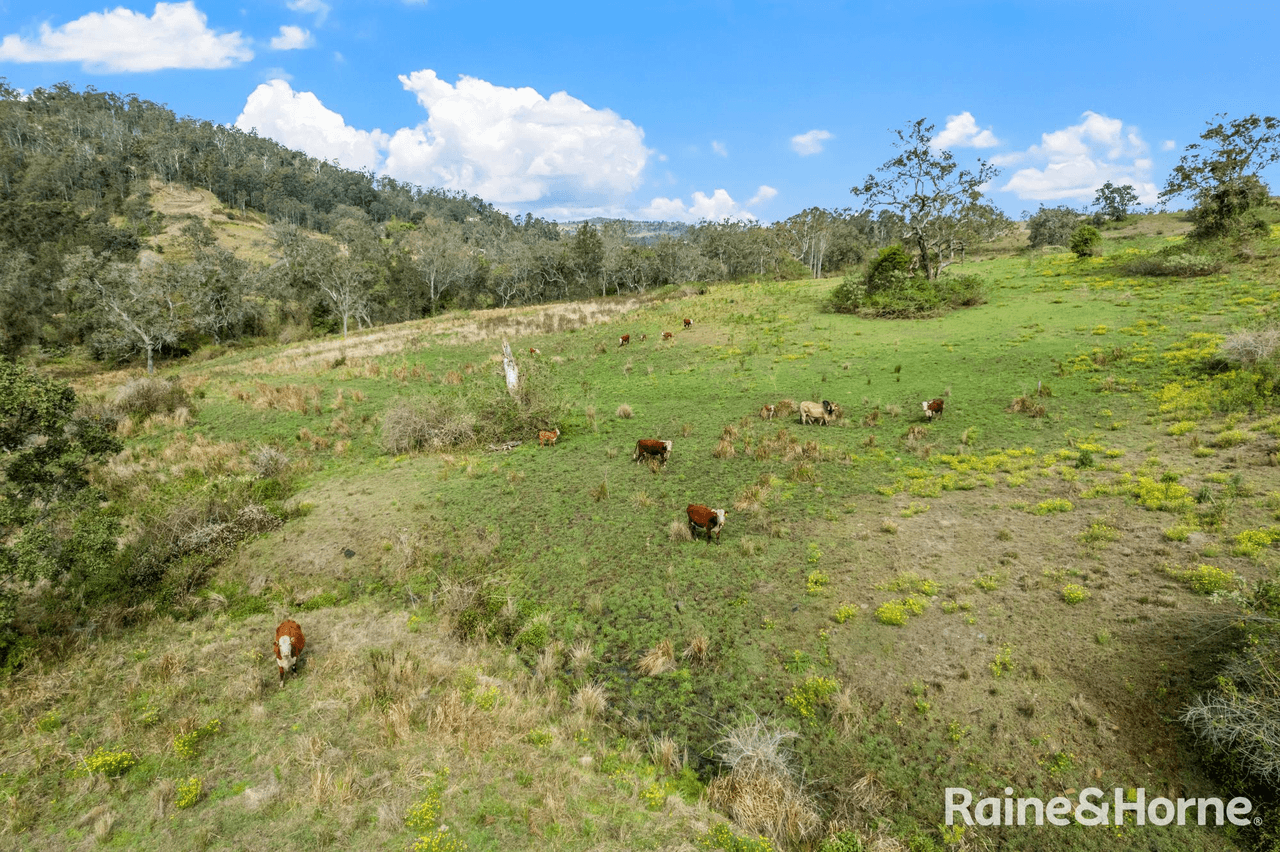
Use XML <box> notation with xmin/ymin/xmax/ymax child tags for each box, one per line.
<box><xmin>234</xmin><ymin>71</ymin><xmax>652</xmax><ymax>215</ymax></box>
<box><xmin>933</xmin><ymin>112</ymin><xmax>999</xmax><ymax>149</ymax></box>
<box><xmin>384</xmin><ymin>69</ymin><xmax>650</xmax><ymax>206</ymax></box>
<box><xmin>235</xmin><ymin>80</ymin><xmax>388</xmax><ymax>173</ymax></box>
<box><xmin>641</xmin><ymin>187</ymin><xmax>772</xmax><ymax>223</ymax></box>
<box><xmin>270</xmin><ymin>25</ymin><xmax>312</xmax><ymax>51</ymax></box>
<box><xmin>1162</xmin><ymin>139</ymin><xmax>1176</xmax><ymax>151</ymax></box>
<box><xmin>996</xmin><ymin>111</ymin><xmax>1159</xmax><ymax>204</ymax></box>
<box><xmin>790</xmin><ymin>129</ymin><xmax>832</xmax><ymax>156</ymax></box>
<box><xmin>0</xmin><ymin>1</ymin><xmax>252</xmax><ymax>72</ymax></box>
<box><xmin>711</xmin><ymin>140</ymin><xmax>728</xmax><ymax>157</ymax></box>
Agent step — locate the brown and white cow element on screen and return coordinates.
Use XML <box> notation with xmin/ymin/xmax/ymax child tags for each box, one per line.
<box><xmin>275</xmin><ymin>619</ymin><xmax>305</xmax><ymax>688</ymax></box>
<box><xmin>619</xmin><ymin>334</ymin><xmax>630</xmax><ymax>347</ymax></box>
<box><xmin>922</xmin><ymin>398</ymin><xmax>944</xmax><ymax>419</ymax></box>
<box><xmin>538</xmin><ymin>427</ymin><xmax>560</xmax><ymax>446</ymax></box>
<box><xmin>683</xmin><ymin>318</ymin><xmax>692</xmax><ymax>329</ymax></box>
<box><xmin>686</xmin><ymin>504</ymin><xmax>726</xmax><ymax>544</ymax></box>
<box><xmin>662</xmin><ymin>331</ymin><xmax>674</xmax><ymax>340</ymax></box>
<box><xmin>760</xmin><ymin>404</ymin><xmax>777</xmax><ymax>420</ymax></box>
<box><xmin>633</xmin><ymin>439</ymin><xmax>672</xmax><ymax>465</ymax></box>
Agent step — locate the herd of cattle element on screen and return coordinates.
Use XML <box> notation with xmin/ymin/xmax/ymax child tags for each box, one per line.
<box><xmin>530</xmin><ymin>322</ymin><xmax>946</xmax><ymax>546</ymax></box>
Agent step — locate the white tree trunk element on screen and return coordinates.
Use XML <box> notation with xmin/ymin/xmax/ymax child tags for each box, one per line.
<box><xmin>502</xmin><ymin>339</ymin><xmax>519</xmax><ymax>397</ymax></box>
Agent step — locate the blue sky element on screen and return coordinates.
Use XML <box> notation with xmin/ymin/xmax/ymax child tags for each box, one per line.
<box><xmin>1</xmin><ymin>0</ymin><xmax>1276</xmax><ymax>223</ymax></box>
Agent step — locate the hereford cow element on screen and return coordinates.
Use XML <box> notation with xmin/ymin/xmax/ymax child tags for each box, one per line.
<box><xmin>686</xmin><ymin>504</ymin><xmax>726</xmax><ymax>544</ymax></box>
<box><xmin>528</xmin><ymin>347</ymin><xmax>540</xmax><ymax>355</ymax></box>
<box><xmin>633</xmin><ymin>439</ymin><xmax>672</xmax><ymax>465</ymax></box>
<box><xmin>683</xmin><ymin>318</ymin><xmax>693</xmax><ymax>329</ymax></box>
<box><xmin>760</xmin><ymin>404</ymin><xmax>777</xmax><ymax>420</ymax></box>
<box><xmin>662</xmin><ymin>331</ymin><xmax>674</xmax><ymax>340</ymax></box>
<box><xmin>922</xmin><ymin>398</ymin><xmax>944</xmax><ymax>420</ymax></box>
<box><xmin>799</xmin><ymin>400</ymin><xmax>832</xmax><ymax>426</ymax></box>
<box><xmin>275</xmin><ymin>619</ymin><xmax>305</xmax><ymax>688</ymax></box>
<box><xmin>619</xmin><ymin>334</ymin><xmax>630</xmax><ymax>347</ymax></box>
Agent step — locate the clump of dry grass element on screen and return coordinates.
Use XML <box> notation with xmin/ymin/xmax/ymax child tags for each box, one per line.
<box><xmin>1008</xmin><ymin>396</ymin><xmax>1047</xmax><ymax>418</ymax></box>
<box><xmin>569</xmin><ymin>639</ymin><xmax>595</xmax><ymax>675</ymax></box>
<box><xmin>776</xmin><ymin>399</ymin><xmax>796</xmax><ymax>417</ymax></box>
<box><xmin>707</xmin><ymin>715</ymin><xmax>822</xmax><ymax>847</ymax></box>
<box><xmin>721</xmin><ymin>424</ymin><xmax>740</xmax><ymax>440</ymax></box>
<box><xmin>863</xmin><ymin>408</ymin><xmax>881</xmax><ymax>427</ymax></box>
<box><xmin>714</xmin><ymin>438</ymin><xmax>737</xmax><ymax>459</ymax></box>
<box><xmin>734</xmin><ymin>483</ymin><xmax>768</xmax><ymax>513</ymax></box>
<box><xmin>681</xmin><ymin>422</ymin><xmax>694</xmax><ymax>437</ymax></box>
<box><xmin>250</xmin><ymin>382</ymin><xmax>321</xmax><ymax>415</ymax></box>
<box><xmin>572</xmin><ymin>683</ymin><xmax>608</xmax><ymax>720</ymax></box>
<box><xmin>1219</xmin><ymin>327</ymin><xmax>1280</xmax><ymax>367</ymax></box>
<box><xmin>650</xmin><ymin>734</ymin><xmax>685</xmax><ymax>774</ymax></box>
<box><xmin>682</xmin><ymin>634</ymin><xmax>710</xmax><ymax>666</ymax></box>
<box><xmin>381</xmin><ymin>397</ymin><xmax>477</xmax><ymax>453</ymax></box>
<box><xmin>442</xmin><ymin>370</ymin><xmax>464</xmax><ymax>385</ymax></box>
<box><xmin>668</xmin><ymin>518</ymin><xmax>694</xmax><ymax>542</ymax></box>
<box><xmin>585</xmin><ymin>405</ymin><xmax>598</xmax><ymax>432</ymax></box>
<box><xmin>631</xmin><ymin>490</ymin><xmax>655</xmax><ymax>508</ymax></box>
<box><xmin>637</xmin><ymin>639</ymin><xmax>676</xmax><ymax>676</ymax></box>
<box><xmin>589</xmin><ymin>478</ymin><xmax>609</xmax><ymax>502</ymax></box>
<box><xmin>616</xmin><ymin>403</ymin><xmax>634</xmax><ymax>419</ymax></box>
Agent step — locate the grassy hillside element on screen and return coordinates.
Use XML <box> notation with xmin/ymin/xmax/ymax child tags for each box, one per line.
<box><xmin>6</xmin><ymin>214</ymin><xmax>1280</xmax><ymax>851</ymax></box>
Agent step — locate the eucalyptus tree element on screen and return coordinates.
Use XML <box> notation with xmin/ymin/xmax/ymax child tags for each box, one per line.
<box><xmin>850</xmin><ymin>119</ymin><xmax>1000</xmax><ymax>280</ymax></box>
<box><xmin>1161</xmin><ymin>113</ymin><xmax>1280</xmax><ymax>238</ymax></box>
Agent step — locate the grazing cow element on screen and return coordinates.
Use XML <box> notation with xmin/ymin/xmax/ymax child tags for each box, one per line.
<box><xmin>619</xmin><ymin>334</ymin><xmax>630</xmax><ymax>347</ymax></box>
<box><xmin>922</xmin><ymin>398</ymin><xmax>945</xmax><ymax>420</ymax></box>
<box><xmin>686</xmin><ymin>504</ymin><xmax>726</xmax><ymax>544</ymax></box>
<box><xmin>538</xmin><ymin>427</ymin><xmax>561</xmax><ymax>446</ymax></box>
<box><xmin>683</xmin><ymin>318</ymin><xmax>692</xmax><ymax>329</ymax></box>
<box><xmin>640</xmin><ymin>334</ymin><xmax>647</xmax><ymax>342</ymax></box>
<box><xmin>662</xmin><ymin>331</ymin><xmax>674</xmax><ymax>340</ymax></box>
<box><xmin>799</xmin><ymin>400</ymin><xmax>832</xmax><ymax>426</ymax></box>
<box><xmin>275</xmin><ymin>619</ymin><xmax>305</xmax><ymax>688</ymax></box>
<box><xmin>633</xmin><ymin>439</ymin><xmax>672</xmax><ymax>465</ymax></box>
<box><xmin>528</xmin><ymin>347</ymin><xmax>540</xmax><ymax>355</ymax></box>
<box><xmin>760</xmin><ymin>404</ymin><xmax>777</xmax><ymax>420</ymax></box>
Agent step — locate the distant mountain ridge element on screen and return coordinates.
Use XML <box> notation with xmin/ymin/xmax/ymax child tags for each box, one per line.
<box><xmin>555</xmin><ymin>217</ymin><xmax>689</xmax><ymax>244</ymax></box>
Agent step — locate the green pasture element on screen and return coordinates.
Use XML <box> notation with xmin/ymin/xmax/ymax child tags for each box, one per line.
<box><xmin>9</xmin><ymin>224</ymin><xmax>1280</xmax><ymax>851</ymax></box>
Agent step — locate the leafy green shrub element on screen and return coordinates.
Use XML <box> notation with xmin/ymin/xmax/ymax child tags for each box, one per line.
<box><xmin>112</xmin><ymin>375</ymin><xmax>191</xmax><ymax>418</ymax></box>
<box><xmin>1123</xmin><ymin>250</ymin><xmax>1223</xmax><ymax>277</ymax></box>
<box><xmin>173</xmin><ymin>718</ymin><xmax>221</xmax><ymax>759</ymax></box>
<box><xmin>699</xmin><ymin>823</ymin><xmax>777</xmax><ymax>852</ymax></box>
<box><xmin>1027</xmin><ymin>205</ymin><xmax>1082</xmax><ymax>247</ymax></box>
<box><xmin>1233</xmin><ymin>529</ymin><xmax>1274</xmax><ymax>559</ymax></box>
<box><xmin>1070</xmin><ymin>224</ymin><xmax>1102</xmax><ymax>257</ymax></box>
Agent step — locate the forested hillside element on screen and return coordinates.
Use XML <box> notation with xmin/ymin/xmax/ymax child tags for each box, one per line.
<box><xmin>0</xmin><ymin>82</ymin><xmax>1018</xmax><ymax>374</ymax></box>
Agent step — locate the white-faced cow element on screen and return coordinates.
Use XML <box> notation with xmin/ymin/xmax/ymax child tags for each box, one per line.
<box><xmin>922</xmin><ymin>398</ymin><xmax>944</xmax><ymax>419</ymax></box>
<box><xmin>686</xmin><ymin>504</ymin><xmax>726</xmax><ymax>544</ymax></box>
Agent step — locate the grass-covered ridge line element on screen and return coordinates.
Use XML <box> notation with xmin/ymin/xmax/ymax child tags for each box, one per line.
<box><xmin>5</xmin><ymin>215</ymin><xmax>1280</xmax><ymax>850</ymax></box>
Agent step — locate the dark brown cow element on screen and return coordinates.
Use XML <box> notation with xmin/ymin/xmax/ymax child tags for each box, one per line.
<box><xmin>686</xmin><ymin>504</ymin><xmax>726</xmax><ymax>544</ymax></box>
<box><xmin>619</xmin><ymin>334</ymin><xmax>630</xmax><ymax>347</ymax></box>
<box><xmin>922</xmin><ymin>398</ymin><xmax>944</xmax><ymax>419</ymax></box>
<box><xmin>662</xmin><ymin>331</ymin><xmax>674</xmax><ymax>340</ymax></box>
<box><xmin>633</xmin><ymin>439</ymin><xmax>672</xmax><ymax>465</ymax></box>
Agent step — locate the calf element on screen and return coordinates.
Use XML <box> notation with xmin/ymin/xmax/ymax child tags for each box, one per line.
<box><xmin>683</xmin><ymin>318</ymin><xmax>692</xmax><ymax>329</ymax></box>
<box><xmin>619</xmin><ymin>334</ymin><xmax>630</xmax><ymax>347</ymax></box>
<box><xmin>760</xmin><ymin>404</ymin><xmax>777</xmax><ymax>420</ymax></box>
<box><xmin>275</xmin><ymin>619</ymin><xmax>305</xmax><ymax>688</ymax></box>
<box><xmin>640</xmin><ymin>334</ymin><xmax>647</xmax><ymax>342</ymax></box>
<box><xmin>662</xmin><ymin>331</ymin><xmax>674</xmax><ymax>340</ymax></box>
<box><xmin>686</xmin><ymin>504</ymin><xmax>726</xmax><ymax>544</ymax></box>
<box><xmin>538</xmin><ymin>427</ymin><xmax>560</xmax><ymax>446</ymax></box>
<box><xmin>528</xmin><ymin>347</ymin><xmax>540</xmax><ymax>355</ymax></box>
<box><xmin>633</xmin><ymin>439</ymin><xmax>672</xmax><ymax>465</ymax></box>
<box><xmin>922</xmin><ymin>398</ymin><xmax>944</xmax><ymax>420</ymax></box>
<box><xmin>799</xmin><ymin>400</ymin><xmax>831</xmax><ymax>425</ymax></box>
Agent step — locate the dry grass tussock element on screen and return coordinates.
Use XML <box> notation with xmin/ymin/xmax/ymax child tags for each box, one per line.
<box><xmin>707</xmin><ymin>715</ymin><xmax>822</xmax><ymax>846</ymax></box>
<box><xmin>1219</xmin><ymin>326</ymin><xmax>1280</xmax><ymax>367</ymax></box>
<box><xmin>668</xmin><ymin>518</ymin><xmax>694</xmax><ymax>542</ymax></box>
<box><xmin>1008</xmin><ymin>395</ymin><xmax>1047</xmax><ymax>418</ymax></box>
<box><xmin>637</xmin><ymin>639</ymin><xmax>676</xmax><ymax>676</ymax></box>
<box><xmin>236</xmin><ymin>382</ymin><xmax>323</xmax><ymax>415</ymax></box>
